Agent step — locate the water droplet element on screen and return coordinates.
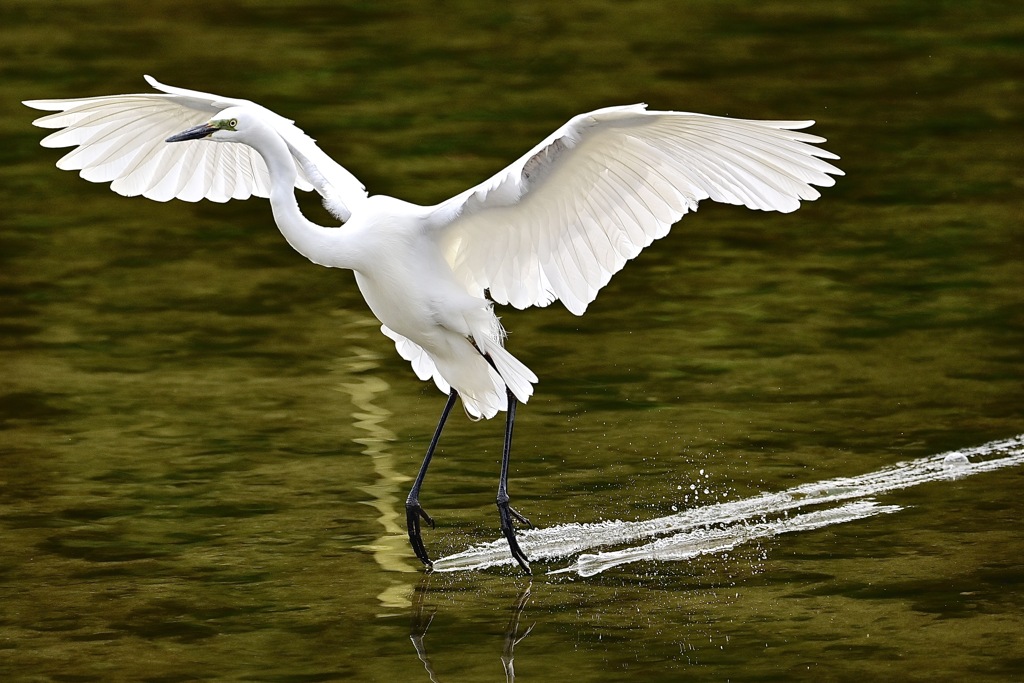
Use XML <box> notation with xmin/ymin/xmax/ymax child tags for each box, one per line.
<box><xmin>943</xmin><ymin>453</ymin><xmax>970</xmax><ymax>470</ymax></box>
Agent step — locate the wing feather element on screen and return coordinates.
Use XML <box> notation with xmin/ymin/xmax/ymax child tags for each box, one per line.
<box><xmin>380</xmin><ymin>325</ymin><xmax>451</xmax><ymax>395</ymax></box>
<box><xmin>24</xmin><ymin>76</ymin><xmax>367</xmax><ymax>217</ymax></box>
<box><xmin>432</xmin><ymin>105</ymin><xmax>842</xmax><ymax>314</ymax></box>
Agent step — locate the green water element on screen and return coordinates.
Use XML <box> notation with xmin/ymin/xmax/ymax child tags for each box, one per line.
<box><xmin>2</xmin><ymin>1</ymin><xmax>1022</xmax><ymax>680</ymax></box>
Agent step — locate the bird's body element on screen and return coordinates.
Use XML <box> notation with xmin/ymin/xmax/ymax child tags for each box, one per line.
<box><xmin>25</xmin><ymin>77</ymin><xmax>843</xmax><ymax>573</ymax></box>
<box><xmin>351</xmin><ymin>199</ymin><xmax>525</xmax><ymax>419</ymax></box>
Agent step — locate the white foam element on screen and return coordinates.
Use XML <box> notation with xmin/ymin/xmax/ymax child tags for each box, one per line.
<box><xmin>553</xmin><ymin>500</ymin><xmax>901</xmax><ymax>577</ymax></box>
<box><xmin>430</xmin><ymin>433</ymin><xmax>1024</xmax><ymax>575</ymax></box>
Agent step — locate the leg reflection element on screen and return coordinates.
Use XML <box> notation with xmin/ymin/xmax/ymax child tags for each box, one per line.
<box><xmin>408</xmin><ymin>578</ymin><xmax>535</xmax><ymax>683</ymax></box>
<box><xmin>409</xmin><ymin>578</ymin><xmax>440</xmax><ymax>683</ymax></box>
<box><xmin>501</xmin><ymin>582</ymin><xmax>535</xmax><ymax>683</ymax></box>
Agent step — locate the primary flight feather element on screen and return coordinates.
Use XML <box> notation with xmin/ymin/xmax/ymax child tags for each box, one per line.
<box><xmin>25</xmin><ymin>77</ymin><xmax>843</xmax><ymax>573</ymax></box>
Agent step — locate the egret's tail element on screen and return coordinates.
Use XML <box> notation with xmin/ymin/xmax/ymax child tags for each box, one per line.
<box><xmin>381</xmin><ymin>324</ymin><xmax>538</xmax><ymax>419</ymax></box>
<box><xmin>431</xmin><ymin>340</ymin><xmax>536</xmax><ymax>419</ymax></box>
<box><xmin>476</xmin><ymin>334</ymin><xmax>537</xmax><ymax>407</ymax></box>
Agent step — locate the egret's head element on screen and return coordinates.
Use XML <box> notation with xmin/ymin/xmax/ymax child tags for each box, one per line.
<box><xmin>166</xmin><ymin>107</ymin><xmax>251</xmax><ymax>143</ymax></box>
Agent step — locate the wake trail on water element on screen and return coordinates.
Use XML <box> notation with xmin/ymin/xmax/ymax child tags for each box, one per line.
<box><xmin>431</xmin><ymin>434</ymin><xmax>1024</xmax><ymax>576</ymax></box>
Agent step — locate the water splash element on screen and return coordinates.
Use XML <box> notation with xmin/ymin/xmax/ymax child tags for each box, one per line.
<box><xmin>554</xmin><ymin>500</ymin><xmax>901</xmax><ymax>577</ymax></box>
<box><xmin>431</xmin><ymin>434</ymin><xmax>1024</xmax><ymax>575</ymax></box>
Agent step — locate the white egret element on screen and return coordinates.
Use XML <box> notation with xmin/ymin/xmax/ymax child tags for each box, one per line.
<box><xmin>25</xmin><ymin>76</ymin><xmax>843</xmax><ymax>574</ymax></box>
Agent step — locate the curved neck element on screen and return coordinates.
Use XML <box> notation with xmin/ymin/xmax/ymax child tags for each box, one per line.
<box><xmin>249</xmin><ymin>128</ymin><xmax>357</xmax><ymax>270</ymax></box>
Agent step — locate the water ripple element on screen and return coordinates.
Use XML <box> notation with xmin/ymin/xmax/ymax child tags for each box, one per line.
<box><xmin>432</xmin><ymin>434</ymin><xmax>1024</xmax><ymax>575</ymax></box>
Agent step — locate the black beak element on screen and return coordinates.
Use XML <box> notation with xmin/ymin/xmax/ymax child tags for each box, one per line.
<box><xmin>166</xmin><ymin>122</ymin><xmax>217</xmax><ymax>143</ymax></box>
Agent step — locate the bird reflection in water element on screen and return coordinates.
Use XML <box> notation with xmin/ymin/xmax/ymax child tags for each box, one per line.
<box><xmin>410</xmin><ymin>578</ymin><xmax>534</xmax><ymax>683</ymax></box>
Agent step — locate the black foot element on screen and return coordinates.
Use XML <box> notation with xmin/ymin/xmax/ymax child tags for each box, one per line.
<box><xmin>497</xmin><ymin>499</ymin><xmax>533</xmax><ymax>575</ymax></box>
<box><xmin>406</xmin><ymin>501</ymin><xmax>435</xmax><ymax>570</ymax></box>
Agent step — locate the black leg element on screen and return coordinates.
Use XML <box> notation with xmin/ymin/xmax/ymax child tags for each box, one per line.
<box><xmin>497</xmin><ymin>386</ymin><xmax>533</xmax><ymax>575</ymax></box>
<box><xmin>406</xmin><ymin>388</ymin><xmax>458</xmax><ymax>569</ymax></box>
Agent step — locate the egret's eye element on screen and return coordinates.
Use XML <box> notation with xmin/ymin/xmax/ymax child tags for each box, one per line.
<box><xmin>229</xmin><ymin>118</ymin><xmax>238</xmax><ymax>129</ymax></box>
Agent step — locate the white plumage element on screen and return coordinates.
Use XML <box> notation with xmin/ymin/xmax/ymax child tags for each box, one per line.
<box><xmin>25</xmin><ymin>77</ymin><xmax>842</xmax><ymax>418</ymax></box>
<box><xmin>25</xmin><ymin>77</ymin><xmax>843</xmax><ymax>572</ymax></box>
<box><xmin>26</xmin><ymin>76</ymin><xmax>366</xmax><ymax>218</ymax></box>
<box><xmin>436</xmin><ymin>105</ymin><xmax>842</xmax><ymax>316</ymax></box>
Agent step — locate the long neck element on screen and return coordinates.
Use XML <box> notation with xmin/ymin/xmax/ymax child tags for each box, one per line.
<box><xmin>250</xmin><ymin>129</ymin><xmax>358</xmax><ymax>270</ymax></box>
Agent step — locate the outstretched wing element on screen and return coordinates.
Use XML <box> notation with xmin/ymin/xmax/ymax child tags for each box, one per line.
<box><xmin>24</xmin><ymin>76</ymin><xmax>367</xmax><ymax>220</ymax></box>
<box><xmin>433</xmin><ymin>104</ymin><xmax>843</xmax><ymax>315</ymax></box>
